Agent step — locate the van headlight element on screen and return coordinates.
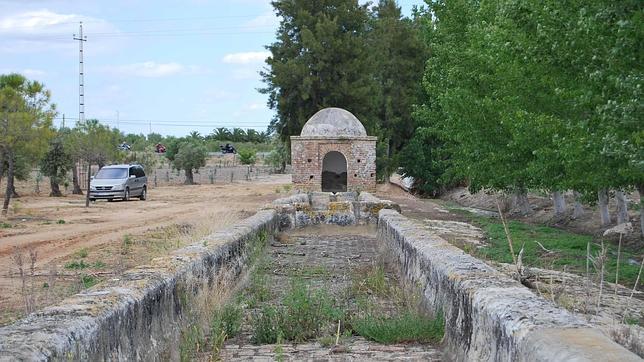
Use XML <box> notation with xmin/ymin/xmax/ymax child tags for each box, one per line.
<box><xmin>112</xmin><ymin>184</ymin><xmax>124</xmax><ymax>191</ymax></box>
<box><xmin>90</xmin><ymin>185</ymin><xmax>96</xmax><ymax>191</ymax></box>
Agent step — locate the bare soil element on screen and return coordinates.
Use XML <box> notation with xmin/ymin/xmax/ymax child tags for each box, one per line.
<box><xmin>0</xmin><ymin>174</ymin><xmax>291</xmax><ymax>326</ymax></box>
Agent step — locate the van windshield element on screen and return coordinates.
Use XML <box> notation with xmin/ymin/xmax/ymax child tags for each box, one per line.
<box><xmin>95</xmin><ymin>168</ymin><xmax>128</xmax><ymax>179</ymax></box>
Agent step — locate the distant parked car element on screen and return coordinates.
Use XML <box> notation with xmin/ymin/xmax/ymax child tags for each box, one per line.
<box><xmin>155</xmin><ymin>143</ymin><xmax>166</xmax><ymax>153</ymax></box>
<box><xmin>89</xmin><ymin>164</ymin><xmax>147</xmax><ymax>202</ymax></box>
<box><xmin>220</xmin><ymin>143</ymin><xmax>237</xmax><ymax>154</ymax></box>
<box><xmin>117</xmin><ymin>142</ymin><xmax>131</xmax><ymax>151</ymax></box>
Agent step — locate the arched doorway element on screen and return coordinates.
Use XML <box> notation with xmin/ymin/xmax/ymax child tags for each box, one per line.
<box><xmin>322</xmin><ymin>151</ymin><xmax>347</xmax><ymax>192</ymax></box>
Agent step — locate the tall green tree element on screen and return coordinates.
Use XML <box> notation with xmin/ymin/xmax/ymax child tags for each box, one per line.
<box><xmin>75</xmin><ymin>119</ymin><xmax>120</xmax><ymax>206</ymax></box>
<box><xmin>370</xmin><ymin>0</ymin><xmax>428</xmax><ymax>179</ymax></box>
<box><xmin>0</xmin><ymin>73</ymin><xmax>55</xmax><ymax>215</ymax></box>
<box><xmin>40</xmin><ymin>134</ymin><xmax>73</xmax><ymax>197</ymax></box>
<box><xmin>261</xmin><ymin>0</ymin><xmax>377</xmax><ymax>143</ymax></box>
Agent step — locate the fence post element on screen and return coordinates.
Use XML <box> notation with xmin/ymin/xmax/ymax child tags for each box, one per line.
<box><xmin>230</xmin><ymin>171</ymin><xmax>234</xmax><ymax>183</ymax></box>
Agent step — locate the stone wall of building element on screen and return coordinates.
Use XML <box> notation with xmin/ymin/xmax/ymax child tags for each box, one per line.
<box><xmin>291</xmin><ymin>136</ymin><xmax>376</xmax><ymax>192</ymax></box>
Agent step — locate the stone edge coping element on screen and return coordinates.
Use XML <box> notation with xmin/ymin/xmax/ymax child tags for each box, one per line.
<box><xmin>0</xmin><ymin>209</ymin><xmax>278</xmax><ymax>360</ymax></box>
<box><xmin>377</xmin><ymin>209</ymin><xmax>639</xmax><ymax>362</ymax></box>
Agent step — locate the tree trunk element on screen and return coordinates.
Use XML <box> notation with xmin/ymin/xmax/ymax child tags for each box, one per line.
<box><xmin>85</xmin><ymin>163</ymin><xmax>91</xmax><ymax>207</ymax></box>
<box><xmin>553</xmin><ymin>191</ymin><xmax>566</xmax><ymax>217</ymax></box>
<box><xmin>49</xmin><ymin>177</ymin><xmax>62</xmax><ymax>197</ymax></box>
<box><xmin>615</xmin><ymin>190</ymin><xmax>629</xmax><ymax>225</ymax></box>
<box><xmin>514</xmin><ymin>189</ymin><xmax>531</xmax><ymax>215</ymax></box>
<box><xmin>72</xmin><ymin>161</ymin><xmax>83</xmax><ymax>195</ymax></box>
<box><xmin>637</xmin><ymin>184</ymin><xmax>643</xmax><ymax>239</ymax></box>
<box><xmin>572</xmin><ymin>191</ymin><xmax>585</xmax><ymax>219</ymax></box>
<box><xmin>184</xmin><ymin>168</ymin><xmax>194</xmax><ymax>185</ymax></box>
<box><xmin>598</xmin><ymin>189</ymin><xmax>611</xmax><ymax>226</ymax></box>
<box><xmin>0</xmin><ymin>152</ymin><xmax>4</xmax><ymax>190</ymax></box>
<box><xmin>11</xmin><ymin>184</ymin><xmax>19</xmax><ymax>198</ymax></box>
<box><xmin>2</xmin><ymin>151</ymin><xmax>15</xmax><ymax>216</ymax></box>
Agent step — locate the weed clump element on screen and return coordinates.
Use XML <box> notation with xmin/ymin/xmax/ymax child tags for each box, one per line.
<box><xmin>352</xmin><ymin>311</ymin><xmax>444</xmax><ymax>344</ymax></box>
<box><xmin>65</xmin><ymin>260</ymin><xmax>90</xmax><ymax>270</ymax></box>
<box><xmin>251</xmin><ymin>280</ymin><xmax>342</xmax><ymax>344</ymax></box>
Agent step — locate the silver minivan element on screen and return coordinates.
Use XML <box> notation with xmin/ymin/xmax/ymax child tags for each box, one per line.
<box><xmin>89</xmin><ymin>164</ymin><xmax>147</xmax><ymax>202</ymax></box>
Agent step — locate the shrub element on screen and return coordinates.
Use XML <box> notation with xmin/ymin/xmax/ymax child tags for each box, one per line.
<box><xmin>238</xmin><ymin>148</ymin><xmax>256</xmax><ymax>165</ymax></box>
<box><xmin>251</xmin><ymin>305</ymin><xmax>282</xmax><ymax>344</ymax></box>
<box><xmin>211</xmin><ymin>304</ymin><xmax>243</xmax><ymax>339</ymax></box>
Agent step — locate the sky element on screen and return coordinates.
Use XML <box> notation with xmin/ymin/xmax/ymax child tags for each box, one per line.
<box><xmin>0</xmin><ymin>0</ymin><xmax>425</xmax><ymax>136</ymax></box>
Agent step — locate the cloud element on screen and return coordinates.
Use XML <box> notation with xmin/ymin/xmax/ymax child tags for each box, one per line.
<box><xmin>101</xmin><ymin>62</ymin><xmax>209</xmax><ymax>78</ymax></box>
<box><xmin>0</xmin><ymin>9</ymin><xmax>118</xmax><ymax>53</ymax></box>
<box><xmin>0</xmin><ymin>68</ymin><xmax>46</xmax><ymax>77</ymax></box>
<box><xmin>245</xmin><ymin>11</ymin><xmax>279</xmax><ymax>28</ymax></box>
<box><xmin>103</xmin><ymin>62</ymin><xmax>184</xmax><ymax>77</ymax></box>
<box><xmin>222</xmin><ymin>51</ymin><xmax>270</xmax><ymax>65</ymax></box>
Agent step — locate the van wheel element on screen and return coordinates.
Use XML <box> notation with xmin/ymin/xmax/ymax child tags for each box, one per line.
<box><xmin>139</xmin><ymin>186</ymin><xmax>147</xmax><ymax>201</ymax></box>
<box><xmin>124</xmin><ymin>188</ymin><xmax>130</xmax><ymax>201</ymax></box>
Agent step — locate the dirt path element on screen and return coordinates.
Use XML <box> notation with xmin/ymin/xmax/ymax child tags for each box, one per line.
<box><xmin>0</xmin><ymin>175</ymin><xmax>290</xmax><ymax>325</ymax></box>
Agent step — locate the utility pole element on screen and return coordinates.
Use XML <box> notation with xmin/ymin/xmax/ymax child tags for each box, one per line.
<box><xmin>149</xmin><ymin>121</ymin><xmax>152</xmax><ymax>134</ymax></box>
<box><xmin>74</xmin><ymin>22</ymin><xmax>91</xmax><ymax>207</ymax></box>
<box><xmin>116</xmin><ymin>110</ymin><xmax>120</xmax><ymax>130</ymax></box>
<box><xmin>62</xmin><ymin>114</ymin><xmax>65</xmax><ymax>128</ymax></box>
<box><xmin>73</xmin><ymin>22</ymin><xmax>87</xmax><ymax>124</ymax></box>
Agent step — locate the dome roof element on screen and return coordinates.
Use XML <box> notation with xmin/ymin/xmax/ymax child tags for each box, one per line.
<box><xmin>300</xmin><ymin>107</ymin><xmax>367</xmax><ymax>137</ymax></box>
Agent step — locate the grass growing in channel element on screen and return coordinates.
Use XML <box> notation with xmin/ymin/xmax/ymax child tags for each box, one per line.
<box><xmin>247</xmin><ymin>261</ymin><xmax>445</xmax><ymax>346</ymax></box>
<box><xmin>352</xmin><ymin>312</ymin><xmax>444</xmax><ymax>344</ymax></box>
<box><xmin>251</xmin><ymin>280</ymin><xmax>343</xmax><ymax>344</ymax></box>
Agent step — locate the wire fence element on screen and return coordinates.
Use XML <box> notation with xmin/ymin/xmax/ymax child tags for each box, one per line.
<box><xmin>19</xmin><ymin>163</ymin><xmax>290</xmax><ymax>196</ymax></box>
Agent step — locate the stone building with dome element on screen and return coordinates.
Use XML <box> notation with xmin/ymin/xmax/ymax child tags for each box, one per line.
<box><xmin>290</xmin><ymin>107</ymin><xmax>377</xmax><ymax>192</ymax></box>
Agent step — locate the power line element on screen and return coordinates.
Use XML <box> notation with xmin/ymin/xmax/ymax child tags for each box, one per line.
<box><xmin>7</xmin><ymin>13</ymin><xmax>272</xmax><ymax>29</ymax></box>
<box><xmin>53</xmin><ymin>117</ymin><xmax>269</xmax><ymax>128</ymax></box>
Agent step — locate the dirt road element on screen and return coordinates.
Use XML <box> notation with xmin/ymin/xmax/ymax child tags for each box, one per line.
<box><xmin>0</xmin><ymin>174</ymin><xmax>290</xmax><ymax>325</ymax></box>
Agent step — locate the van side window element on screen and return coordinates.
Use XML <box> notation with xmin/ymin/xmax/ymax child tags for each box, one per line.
<box><xmin>129</xmin><ymin>167</ymin><xmax>135</xmax><ymax>177</ymax></box>
<box><xmin>136</xmin><ymin>166</ymin><xmax>146</xmax><ymax>177</ymax></box>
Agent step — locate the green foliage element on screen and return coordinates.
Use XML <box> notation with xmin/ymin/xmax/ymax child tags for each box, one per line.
<box><xmin>237</xmin><ymin>148</ymin><xmax>256</xmax><ymax>165</ymax></box>
<box><xmin>407</xmin><ymin>0</ymin><xmax>643</xmax><ymax>199</ymax></box>
<box><xmin>251</xmin><ymin>305</ymin><xmax>281</xmax><ymax>344</ymax></box>
<box><xmin>120</xmin><ymin>148</ymin><xmax>159</xmax><ymax>172</ymax></box>
<box><xmin>206</xmin><ymin>127</ymin><xmax>270</xmax><ymax>143</ymax></box>
<box><xmin>65</xmin><ymin>260</ymin><xmax>90</xmax><ymax>270</ymax></box>
<box><xmin>265</xmin><ymin>137</ymin><xmax>289</xmax><ymax>173</ymax></box>
<box><xmin>459</xmin><ymin>210</ymin><xmax>641</xmax><ymax>287</ymax></box>
<box><xmin>80</xmin><ymin>274</ymin><xmax>98</xmax><ymax>288</ymax></box>
<box><xmin>251</xmin><ymin>280</ymin><xmax>341</xmax><ymax>344</ymax></box>
<box><xmin>76</xmin><ymin>248</ymin><xmax>88</xmax><ymax>258</ymax></box>
<box><xmin>352</xmin><ymin>311</ymin><xmax>444</xmax><ymax>344</ymax></box>
<box><xmin>39</xmin><ymin>135</ymin><xmax>73</xmax><ymax>189</ymax></box>
<box><xmin>261</xmin><ymin>1</ymin><xmax>377</xmax><ymax>141</ymax></box>
<box><xmin>172</xmin><ymin>141</ymin><xmax>207</xmax><ymax>184</ymax></box>
<box><xmin>262</xmin><ymin>0</ymin><xmax>428</xmax><ymax>177</ymax></box>
<box><xmin>211</xmin><ymin>304</ymin><xmax>243</xmax><ymax>340</ymax></box>
<box><xmin>0</xmin><ymin>73</ymin><xmax>55</xmax><ymax>211</ymax></box>
<box><xmin>180</xmin><ymin>324</ymin><xmax>205</xmax><ymax>362</ymax></box>
<box><xmin>399</xmin><ymin>125</ymin><xmax>459</xmax><ymax>196</ymax></box>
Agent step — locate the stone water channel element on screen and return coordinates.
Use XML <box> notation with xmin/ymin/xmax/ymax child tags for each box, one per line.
<box><xmin>218</xmin><ymin>225</ymin><xmax>443</xmax><ymax>361</ymax></box>
<box><xmin>0</xmin><ymin>192</ymin><xmax>638</xmax><ymax>361</ymax></box>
